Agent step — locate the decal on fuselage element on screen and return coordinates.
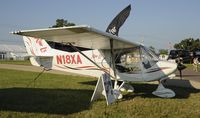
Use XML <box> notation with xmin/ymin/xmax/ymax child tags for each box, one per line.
<box><xmin>56</xmin><ymin>54</ymin><xmax>82</xmax><ymax>64</ymax></box>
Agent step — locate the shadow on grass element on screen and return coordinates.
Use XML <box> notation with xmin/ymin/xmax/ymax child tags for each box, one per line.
<box><xmin>4</xmin><ymin>81</ymin><xmax>197</xmax><ymax>115</ymax></box>
<box><xmin>123</xmin><ymin>83</ymin><xmax>200</xmax><ymax>100</ymax></box>
<box><xmin>0</xmin><ymin>88</ymin><xmax>93</xmax><ymax>115</ymax></box>
<box><xmin>176</xmin><ymin>75</ymin><xmax>200</xmax><ymax>77</ymax></box>
<box><xmin>79</xmin><ymin>80</ymin><xmax>97</xmax><ymax>86</ymax></box>
<box><xmin>80</xmin><ymin>80</ymin><xmax>200</xmax><ymax>99</ymax></box>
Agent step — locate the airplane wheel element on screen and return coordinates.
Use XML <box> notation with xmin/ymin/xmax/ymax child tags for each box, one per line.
<box><xmin>113</xmin><ymin>89</ymin><xmax>123</xmax><ymax>99</ymax></box>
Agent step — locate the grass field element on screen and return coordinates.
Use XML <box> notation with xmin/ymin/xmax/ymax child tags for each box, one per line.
<box><xmin>0</xmin><ymin>68</ymin><xmax>200</xmax><ymax>118</ymax></box>
<box><xmin>0</xmin><ymin>60</ymin><xmax>31</xmax><ymax>65</ymax></box>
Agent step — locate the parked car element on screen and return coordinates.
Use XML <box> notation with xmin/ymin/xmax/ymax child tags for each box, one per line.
<box><xmin>195</xmin><ymin>51</ymin><xmax>200</xmax><ymax>63</ymax></box>
<box><xmin>168</xmin><ymin>50</ymin><xmax>192</xmax><ymax>64</ymax></box>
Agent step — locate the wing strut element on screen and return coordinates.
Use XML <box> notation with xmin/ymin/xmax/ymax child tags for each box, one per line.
<box><xmin>68</xmin><ymin>43</ymin><xmax>115</xmax><ymax>79</ymax></box>
<box><xmin>110</xmin><ymin>39</ymin><xmax>118</xmax><ymax>88</ymax></box>
<box><xmin>110</xmin><ymin>39</ymin><xmax>117</xmax><ymax>77</ymax></box>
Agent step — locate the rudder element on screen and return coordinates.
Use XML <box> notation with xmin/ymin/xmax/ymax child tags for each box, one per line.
<box><xmin>23</xmin><ymin>36</ymin><xmax>52</xmax><ymax>56</ymax></box>
<box><xmin>23</xmin><ymin>36</ymin><xmax>53</xmax><ymax>68</ymax></box>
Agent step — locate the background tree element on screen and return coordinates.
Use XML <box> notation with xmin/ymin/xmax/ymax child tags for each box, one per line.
<box><xmin>159</xmin><ymin>49</ymin><xmax>168</xmax><ymax>55</ymax></box>
<box><xmin>51</xmin><ymin>19</ymin><xmax>75</xmax><ymax>28</ymax></box>
<box><xmin>174</xmin><ymin>38</ymin><xmax>200</xmax><ymax>51</ymax></box>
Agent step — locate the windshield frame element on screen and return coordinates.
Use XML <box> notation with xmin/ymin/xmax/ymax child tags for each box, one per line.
<box><xmin>141</xmin><ymin>46</ymin><xmax>159</xmax><ymax>61</ymax></box>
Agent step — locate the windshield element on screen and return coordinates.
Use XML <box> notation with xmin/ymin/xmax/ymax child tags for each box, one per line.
<box><xmin>140</xmin><ymin>46</ymin><xmax>158</xmax><ymax>69</ymax></box>
<box><xmin>115</xmin><ymin>46</ymin><xmax>158</xmax><ymax>73</ymax></box>
<box><xmin>142</xmin><ymin>46</ymin><xmax>159</xmax><ymax>61</ymax></box>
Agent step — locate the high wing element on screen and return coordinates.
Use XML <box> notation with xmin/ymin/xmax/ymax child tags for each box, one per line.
<box><xmin>12</xmin><ymin>25</ymin><xmax>138</xmax><ymax>49</ymax></box>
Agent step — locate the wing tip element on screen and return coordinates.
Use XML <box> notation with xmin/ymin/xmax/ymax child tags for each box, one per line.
<box><xmin>10</xmin><ymin>31</ymin><xmax>21</xmax><ymax>35</ymax></box>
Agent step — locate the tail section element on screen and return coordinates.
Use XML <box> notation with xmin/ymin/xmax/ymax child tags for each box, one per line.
<box><xmin>23</xmin><ymin>36</ymin><xmax>53</xmax><ymax>68</ymax></box>
<box><xmin>23</xmin><ymin>36</ymin><xmax>52</xmax><ymax>56</ymax></box>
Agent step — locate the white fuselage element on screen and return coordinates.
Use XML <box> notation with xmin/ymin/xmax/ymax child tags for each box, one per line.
<box><xmin>51</xmin><ymin>49</ymin><xmax>113</xmax><ymax>77</ymax></box>
<box><xmin>24</xmin><ymin>36</ymin><xmax>177</xmax><ymax>82</ymax></box>
<box><xmin>35</xmin><ymin>48</ymin><xmax>177</xmax><ymax>82</ymax></box>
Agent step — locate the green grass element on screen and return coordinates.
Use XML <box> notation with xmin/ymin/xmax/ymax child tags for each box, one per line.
<box><xmin>184</xmin><ymin>64</ymin><xmax>193</xmax><ymax>68</ymax></box>
<box><xmin>0</xmin><ymin>69</ymin><xmax>200</xmax><ymax>118</ymax></box>
<box><xmin>0</xmin><ymin>60</ymin><xmax>31</xmax><ymax>65</ymax></box>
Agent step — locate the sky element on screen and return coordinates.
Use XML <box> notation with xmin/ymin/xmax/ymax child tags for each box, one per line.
<box><xmin>0</xmin><ymin>0</ymin><xmax>200</xmax><ymax>50</ymax></box>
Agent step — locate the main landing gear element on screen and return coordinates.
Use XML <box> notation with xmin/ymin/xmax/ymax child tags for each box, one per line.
<box><xmin>113</xmin><ymin>81</ymin><xmax>135</xmax><ymax>100</ymax></box>
<box><xmin>152</xmin><ymin>79</ymin><xmax>175</xmax><ymax>98</ymax></box>
<box><xmin>114</xmin><ymin>79</ymin><xmax>176</xmax><ymax>99</ymax></box>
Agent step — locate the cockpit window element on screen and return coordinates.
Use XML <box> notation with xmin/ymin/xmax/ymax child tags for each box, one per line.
<box><xmin>115</xmin><ymin>46</ymin><xmax>158</xmax><ymax>73</ymax></box>
<box><xmin>143</xmin><ymin>47</ymin><xmax>159</xmax><ymax>61</ymax></box>
<box><xmin>141</xmin><ymin>46</ymin><xmax>158</xmax><ymax>69</ymax></box>
<box><xmin>115</xmin><ymin>47</ymin><xmax>141</xmax><ymax>73</ymax></box>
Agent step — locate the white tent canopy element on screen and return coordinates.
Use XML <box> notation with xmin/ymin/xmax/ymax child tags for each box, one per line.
<box><xmin>0</xmin><ymin>44</ymin><xmax>26</xmax><ymax>53</ymax></box>
<box><xmin>0</xmin><ymin>44</ymin><xmax>28</xmax><ymax>60</ymax></box>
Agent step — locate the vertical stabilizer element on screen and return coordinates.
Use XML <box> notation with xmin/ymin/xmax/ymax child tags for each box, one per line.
<box><xmin>23</xmin><ymin>36</ymin><xmax>53</xmax><ymax>68</ymax></box>
<box><xmin>23</xmin><ymin>36</ymin><xmax>52</xmax><ymax>56</ymax></box>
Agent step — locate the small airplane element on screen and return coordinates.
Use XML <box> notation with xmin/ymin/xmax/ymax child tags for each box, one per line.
<box><xmin>11</xmin><ymin>4</ymin><xmax>177</xmax><ymax>105</ymax></box>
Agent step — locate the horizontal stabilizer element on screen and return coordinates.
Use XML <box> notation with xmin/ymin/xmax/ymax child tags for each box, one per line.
<box><xmin>30</xmin><ymin>56</ymin><xmax>53</xmax><ymax>69</ymax></box>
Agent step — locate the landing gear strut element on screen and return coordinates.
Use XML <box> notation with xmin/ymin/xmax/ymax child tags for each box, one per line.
<box><xmin>113</xmin><ymin>81</ymin><xmax>135</xmax><ymax>99</ymax></box>
<box><xmin>152</xmin><ymin>79</ymin><xmax>175</xmax><ymax>98</ymax></box>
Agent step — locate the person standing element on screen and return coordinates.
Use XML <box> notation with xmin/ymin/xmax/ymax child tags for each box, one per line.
<box><xmin>176</xmin><ymin>57</ymin><xmax>186</xmax><ymax>79</ymax></box>
<box><xmin>193</xmin><ymin>57</ymin><xmax>199</xmax><ymax>72</ymax></box>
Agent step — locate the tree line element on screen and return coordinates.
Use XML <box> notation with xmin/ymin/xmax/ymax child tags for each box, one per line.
<box><xmin>51</xmin><ymin>19</ymin><xmax>75</xmax><ymax>28</ymax></box>
<box><xmin>174</xmin><ymin>38</ymin><xmax>200</xmax><ymax>52</ymax></box>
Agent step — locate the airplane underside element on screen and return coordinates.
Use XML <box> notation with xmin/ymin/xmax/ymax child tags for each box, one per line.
<box><xmin>91</xmin><ymin>73</ymin><xmax>176</xmax><ymax>105</ymax></box>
